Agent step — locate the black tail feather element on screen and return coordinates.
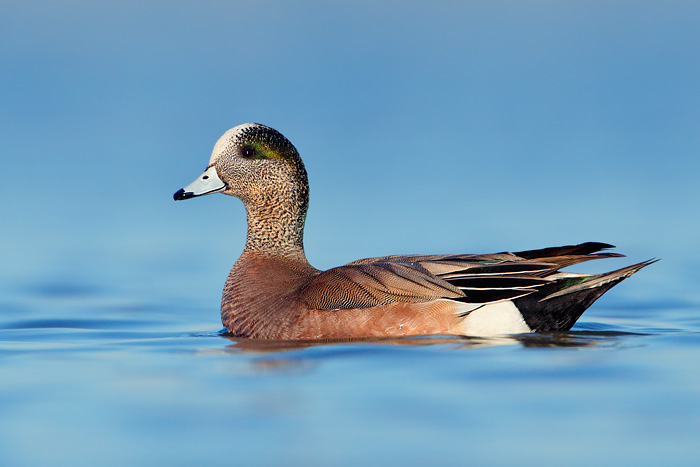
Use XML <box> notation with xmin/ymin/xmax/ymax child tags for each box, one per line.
<box><xmin>512</xmin><ymin>242</ymin><xmax>616</xmax><ymax>260</ymax></box>
<box><xmin>513</xmin><ymin>259</ymin><xmax>656</xmax><ymax>332</ymax></box>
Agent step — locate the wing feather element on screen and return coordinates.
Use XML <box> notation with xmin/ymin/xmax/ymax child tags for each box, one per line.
<box><xmin>299</xmin><ymin>262</ymin><xmax>464</xmax><ymax>310</ymax></box>
<box><xmin>300</xmin><ymin>242</ymin><xmax>625</xmax><ymax>312</ymax></box>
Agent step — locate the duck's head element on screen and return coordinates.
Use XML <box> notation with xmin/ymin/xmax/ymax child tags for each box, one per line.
<box><xmin>174</xmin><ymin>123</ymin><xmax>309</xmax><ymax>209</ymax></box>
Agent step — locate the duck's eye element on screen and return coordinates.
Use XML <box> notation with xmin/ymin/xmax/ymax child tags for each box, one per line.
<box><xmin>241</xmin><ymin>146</ymin><xmax>256</xmax><ymax>159</ymax></box>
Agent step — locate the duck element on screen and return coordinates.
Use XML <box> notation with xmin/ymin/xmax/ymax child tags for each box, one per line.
<box><xmin>174</xmin><ymin>123</ymin><xmax>654</xmax><ymax>339</ymax></box>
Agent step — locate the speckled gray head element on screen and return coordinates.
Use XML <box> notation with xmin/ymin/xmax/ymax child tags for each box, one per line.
<box><xmin>174</xmin><ymin>123</ymin><xmax>310</xmax><ymax>254</ymax></box>
<box><xmin>173</xmin><ymin>123</ymin><xmax>307</xmax><ymax>202</ymax></box>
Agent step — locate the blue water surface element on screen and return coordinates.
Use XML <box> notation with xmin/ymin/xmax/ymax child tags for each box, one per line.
<box><xmin>1</xmin><ymin>268</ymin><xmax>699</xmax><ymax>465</ymax></box>
<box><xmin>2</xmin><ymin>1</ymin><xmax>700</xmax><ymax>465</ymax></box>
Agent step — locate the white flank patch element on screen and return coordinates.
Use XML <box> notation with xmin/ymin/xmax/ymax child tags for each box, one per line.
<box><xmin>457</xmin><ymin>301</ymin><xmax>532</xmax><ymax>336</ymax></box>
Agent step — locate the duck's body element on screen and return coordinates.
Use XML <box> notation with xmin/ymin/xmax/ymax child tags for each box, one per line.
<box><xmin>175</xmin><ymin>123</ymin><xmax>653</xmax><ymax>339</ymax></box>
<box><xmin>222</xmin><ymin>250</ymin><xmax>463</xmax><ymax>339</ymax></box>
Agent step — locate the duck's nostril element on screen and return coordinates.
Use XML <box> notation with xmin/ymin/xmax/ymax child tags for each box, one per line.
<box><xmin>203</xmin><ymin>175</ymin><xmax>209</xmax><ymax>179</ymax></box>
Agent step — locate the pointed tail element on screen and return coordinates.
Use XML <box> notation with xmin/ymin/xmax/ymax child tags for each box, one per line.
<box><xmin>514</xmin><ymin>259</ymin><xmax>658</xmax><ymax>332</ymax></box>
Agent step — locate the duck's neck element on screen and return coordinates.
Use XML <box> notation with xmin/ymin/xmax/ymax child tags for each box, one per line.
<box><xmin>242</xmin><ymin>190</ymin><xmax>309</xmax><ymax>262</ymax></box>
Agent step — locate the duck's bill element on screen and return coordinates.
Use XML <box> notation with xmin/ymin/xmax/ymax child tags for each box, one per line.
<box><xmin>173</xmin><ymin>166</ymin><xmax>226</xmax><ymax>201</ymax></box>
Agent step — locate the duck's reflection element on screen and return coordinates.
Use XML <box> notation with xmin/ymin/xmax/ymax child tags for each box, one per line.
<box><xmin>210</xmin><ymin>330</ymin><xmax>644</xmax><ymax>373</ymax></box>
<box><xmin>220</xmin><ymin>331</ymin><xmax>637</xmax><ymax>353</ymax></box>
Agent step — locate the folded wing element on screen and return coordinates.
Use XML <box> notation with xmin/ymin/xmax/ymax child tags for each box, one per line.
<box><xmin>299</xmin><ymin>242</ymin><xmax>631</xmax><ymax>312</ymax></box>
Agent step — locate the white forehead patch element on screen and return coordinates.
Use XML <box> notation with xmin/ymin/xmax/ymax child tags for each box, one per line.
<box><xmin>208</xmin><ymin>123</ymin><xmax>258</xmax><ymax>165</ymax></box>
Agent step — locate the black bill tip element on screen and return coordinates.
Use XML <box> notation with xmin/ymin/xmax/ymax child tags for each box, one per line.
<box><xmin>173</xmin><ymin>188</ymin><xmax>194</xmax><ymax>201</ymax></box>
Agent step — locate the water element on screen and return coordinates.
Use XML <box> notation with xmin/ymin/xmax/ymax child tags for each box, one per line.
<box><xmin>2</xmin><ymin>263</ymin><xmax>699</xmax><ymax>465</ymax></box>
<box><xmin>3</xmin><ymin>1</ymin><xmax>700</xmax><ymax>465</ymax></box>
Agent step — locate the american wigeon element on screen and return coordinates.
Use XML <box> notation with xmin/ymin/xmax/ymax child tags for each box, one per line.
<box><xmin>174</xmin><ymin>123</ymin><xmax>654</xmax><ymax>339</ymax></box>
